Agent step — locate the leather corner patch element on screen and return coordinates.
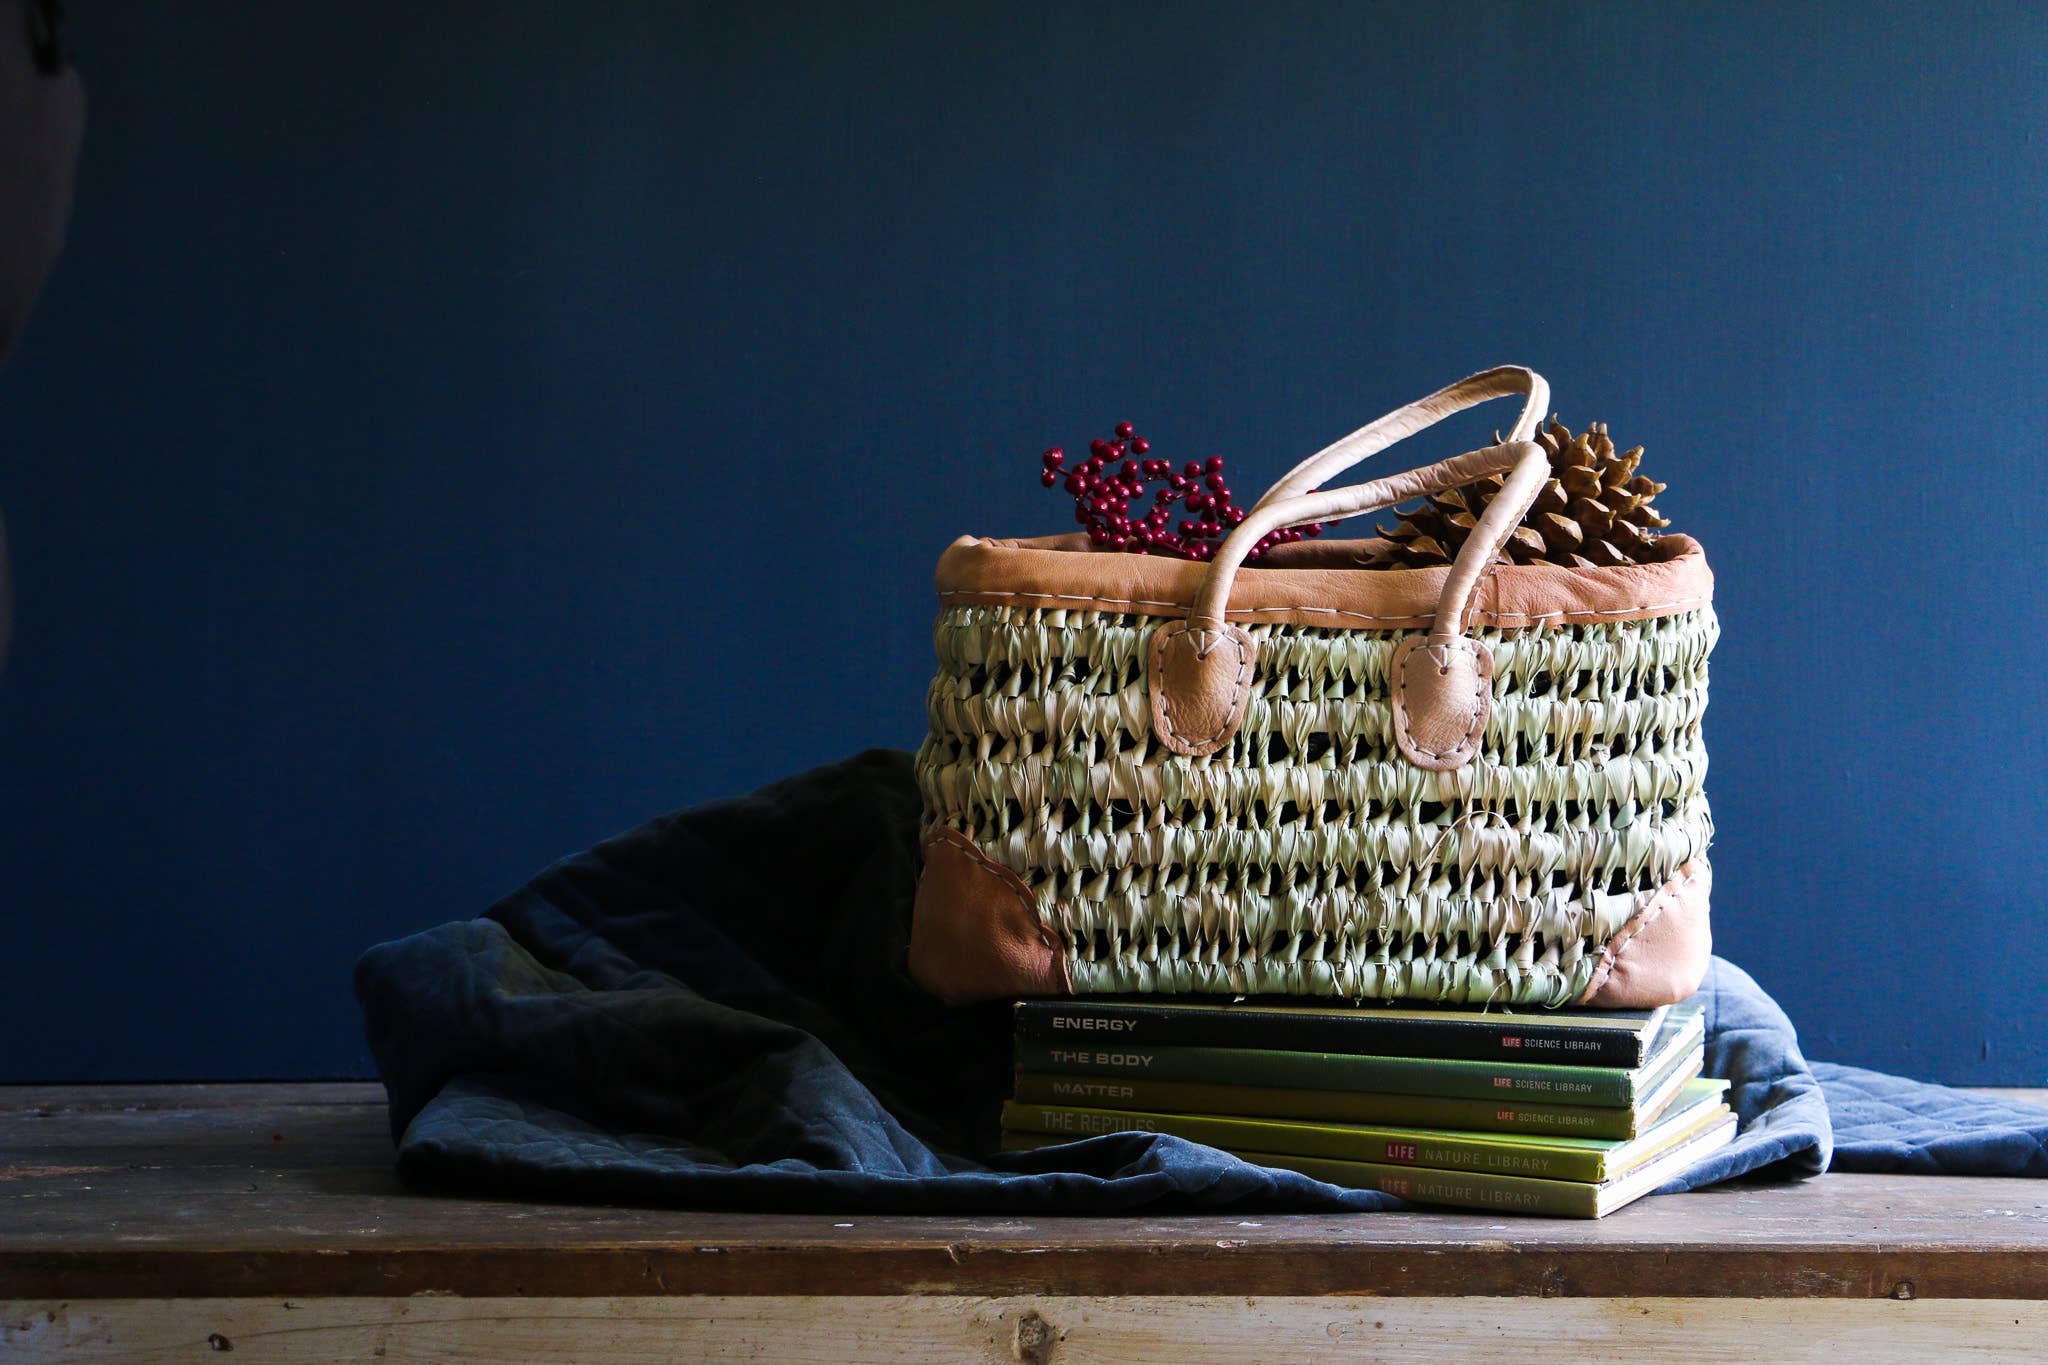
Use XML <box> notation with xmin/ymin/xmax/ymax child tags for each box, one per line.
<box><xmin>908</xmin><ymin>828</ymin><xmax>1071</xmax><ymax>1006</ymax></box>
<box><xmin>1578</xmin><ymin>859</ymin><xmax>1714</xmax><ymax>1008</ymax></box>
<box><xmin>1389</xmin><ymin>634</ymin><xmax>1493</xmax><ymax>771</ymax></box>
<box><xmin>1147</xmin><ymin>621</ymin><xmax>1256</xmax><ymax>758</ymax></box>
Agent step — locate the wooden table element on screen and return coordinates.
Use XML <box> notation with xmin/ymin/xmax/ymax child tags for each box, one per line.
<box><xmin>4</xmin><ymin>1083</ymin><xmax>2045</xmax><ymax>1362</ymax></box>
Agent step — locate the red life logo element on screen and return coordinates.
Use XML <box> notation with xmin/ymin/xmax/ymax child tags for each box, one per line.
<box><xmin>1503</xmin><ymin>1036</ymin><xmax>1522</xmax><ymax>1048</ymax></box>
<box><xmin>1493</xmin><ymin>1076</ymin><xmax>1513</xmax><ymax>1088</ymax></box>
<box><xmin>1385</xmin><ymin>1141</ymin><xmax>1419</xmax><ymax>1163</ymax></box>
<box><xmin>1496</xmin><ymin>1110</ymin><xmax>1516</xmax><ymax>1121</ymax></box>
<box><xmin>1381</xmin><ymin>1177</ymin><xmax>1411</xmax><ymax>1197</ymax></box>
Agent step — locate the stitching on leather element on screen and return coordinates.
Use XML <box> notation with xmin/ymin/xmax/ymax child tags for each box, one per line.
<box><xmin>1464</xmin><ymin>560</ymin><xmax>1504</xmax><ymax>634</ymax></box>
<box><xmin>1150</xmin><ymin>622</ymin><xmax>1252</xmax><ymax>751</ymax></box>
<box><xmin>1390</xmin><ymin>637</ymin><xmax>1489</xmax><ymax>763</ymax></box>
<box><xmin>1577</xmin><ymin>867</ymin><xmax>1702</xmax><ymax>1004</ymax></box>
<box><xmin>923</xmin><ymin>828</ymin><xmax>1071</xmax><ymax>991</ymax></box>
<box><xmin>926</xmin><ymin>828</ymin><xmax>1052</xmax><ymax>951</ymax></box>
<box><xmin>939</xmin><ymin>588</ymin><xmax>1707</xmax><ymax>627</ymax></box>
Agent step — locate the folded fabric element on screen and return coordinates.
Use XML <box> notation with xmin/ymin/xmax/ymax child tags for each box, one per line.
<box><xmin>1820</xmin><ymin>1063</ymin><xmax>2048</xmax><ymax>1175</ymax></box>
<box><xmin>355</xmin><ymin>750</ymin><xmax>2041</xmax><ymax>1212</ymax></box>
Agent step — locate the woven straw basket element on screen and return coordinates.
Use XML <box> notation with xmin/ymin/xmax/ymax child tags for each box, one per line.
<box><xmin>910</xmin><ymin>368</ymin><xmax>1714</xmax><ymax>1009</ymax></box>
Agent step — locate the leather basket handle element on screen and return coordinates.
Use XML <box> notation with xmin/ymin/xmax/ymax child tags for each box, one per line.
<box><xmin>1149</xmin><ymin>367</ymin><xmax>1552</xmax><ymax>769</ymax></box>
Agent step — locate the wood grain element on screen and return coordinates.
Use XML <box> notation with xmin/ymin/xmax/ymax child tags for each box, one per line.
<box><xmin>4</xmin><ymin>1083</ymin><xmax>2045</xmax><ymax>1301</ymax></box>
<box><xmin>7</xmin><ymin>1296</ymin><xmax>2048</xmax><ymax>1364</ymax></box>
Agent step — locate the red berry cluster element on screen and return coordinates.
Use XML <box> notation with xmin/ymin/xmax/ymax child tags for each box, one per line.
<box><xmin>1038</xmin><ymin>421</ymin><xmax>1326</xmax><ymax>562</ymax></box>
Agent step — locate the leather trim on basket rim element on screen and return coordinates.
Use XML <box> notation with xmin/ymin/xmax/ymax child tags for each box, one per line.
<box><xmin>935</xmin><ymin>533</ymin><xmax>1712</xmax><ymax>631</ymax></box>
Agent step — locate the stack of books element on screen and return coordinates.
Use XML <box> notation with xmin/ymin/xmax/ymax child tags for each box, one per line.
<box><xmin>999</xmin><ymin>997</ymin><xmax>1733</xmax><ymax>1218</ymax></box>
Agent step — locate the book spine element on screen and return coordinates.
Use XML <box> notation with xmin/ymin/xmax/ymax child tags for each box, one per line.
<box><xmin>1012</xmin><ymin>1040</ymin><xmax>1637</xmax><ymax>1106</ymax></box>
<box><xmin>1238</xmin><ymin>1149</ymin><xmax>1603</xmax><ymax>1218</ymax></box>
<box><xmin>1013</xmin><ymin>1001</ymin><xmax>1643</xmax><ymax>1066</ymax></box>
<box><xmin>1010</xmin><ymin>1073</ymin><xmax>1640</xmax><ymax>1139</ymax></box>
<box><xmin>997</xmin><ymin>1136</ymin><xmax>1604</xmax><ymax>1218</ymax></box>
<box><xmin>999</xmin><ymin>1102</ymin><xmax>1607</xmax><ymax>1181</ymax></box>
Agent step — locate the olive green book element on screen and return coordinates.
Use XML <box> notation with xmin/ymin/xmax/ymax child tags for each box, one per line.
<box><xmin>1013</xmin><ymin>1003</ymin><xmax>1704</xmax><ymax>1108</ymax></box>
<box><xmin>1010</xmin><ymin>1041</ymin><xmax>1702</xmax><ymax>1139</ymax></box>
<box><xmin>1232</xmin><ymin>1108</ymin><xmax>1738</xmax><ymax>1218</ymax></box>
<box><xmin>1000</xmin><ymin>1078</ymin><xmax>1729</xmax><ymax>1183</ymax></box>
<box><xmin>1001</xmin><ymin>1083</ymin><xmax>1737</xmax><ymax>1219</ymax></box>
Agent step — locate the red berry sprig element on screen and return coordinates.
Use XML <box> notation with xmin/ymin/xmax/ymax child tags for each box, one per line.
<box><xmin>1037</xmin><ymin>422</ymin><xmax>1326</xmax><ymax>561</ymax></box>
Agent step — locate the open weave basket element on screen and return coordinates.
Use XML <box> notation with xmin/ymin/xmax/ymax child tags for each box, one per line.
<box><xmin>911</xmin><ymin>369</ymin><xmax>1715</xmax><ymax>1008</ymax></box>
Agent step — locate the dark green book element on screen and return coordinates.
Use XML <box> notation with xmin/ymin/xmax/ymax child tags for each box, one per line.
<box><xmin>1013</xmin><ymin>1002</ymin><xmax>1703</xmax><ymax>1108</ymax></box>
<box><xmin>1001</xmin><ymin>1078</ymin><xmax>1728</xmax><ymax>1183</ymax></box>
<box><xmin>1015</xmin><ymin>997</ymin><xmax>1668</xmax><ymax>1067</ymax></box>
<box><xmin>1010</xmin><ymin>1041</ymin><xmax>1702</xmax><ymax>1139</ymax></box>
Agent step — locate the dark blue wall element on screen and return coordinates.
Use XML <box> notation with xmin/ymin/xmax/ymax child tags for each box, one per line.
<box><xmin>4</xmin><ymin>2</ymin><xmax>2044</xmax><ymax>1082</ymax></box>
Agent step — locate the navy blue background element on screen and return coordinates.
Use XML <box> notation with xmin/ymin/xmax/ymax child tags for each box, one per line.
<box><xmin>3</xmin><ymin>2</ymin><xmax>2043</xmax><ymax>1082</ymax></box>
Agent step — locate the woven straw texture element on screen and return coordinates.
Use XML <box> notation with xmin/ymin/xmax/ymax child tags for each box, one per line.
<box><xmin>916</xmin><ymin>601</ymin><xmax>1716</xmax><ymax>1004</ymax></box>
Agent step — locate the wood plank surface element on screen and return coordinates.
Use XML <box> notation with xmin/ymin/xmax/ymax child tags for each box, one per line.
<box><xmin>4</xmin><ymin>1083</ymin><xmax>2045</xmax><ymax>1302</ymax></box>
<box><xmin>8</xmin><ymin>1296</ymin><xmax>2048</xmax><ymax>1364</ymax></box>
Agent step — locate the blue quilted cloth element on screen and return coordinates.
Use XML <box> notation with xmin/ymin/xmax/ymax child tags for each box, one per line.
<box><xmin>355</xmin><ymin>750</ymin><xmax>2047</xmax><ymax>1212</ymax></box>
<box><xmin>1819</xmin><ymin>1063</ymin><xmax>2048</xmax><ymax>1175</ymax></box>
